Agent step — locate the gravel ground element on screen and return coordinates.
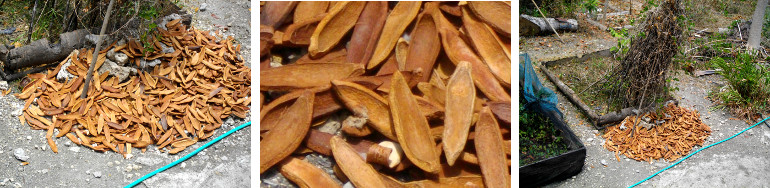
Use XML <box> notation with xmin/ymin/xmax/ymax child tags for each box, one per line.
<box><xmin>0</xmin><ymin>0</ymin><xmax>251</xmax><ymax>187</ymax></box>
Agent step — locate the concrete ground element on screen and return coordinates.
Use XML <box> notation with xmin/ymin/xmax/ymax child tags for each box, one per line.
<box><xmin>532</xmin><ymin>60</ymin><xmax>770</xmax><ymax>187</ymax></box>
<box><xmin>0</xmin><ymin>0</ymin><xmax>251</xmax><ymax>187</ymax></box>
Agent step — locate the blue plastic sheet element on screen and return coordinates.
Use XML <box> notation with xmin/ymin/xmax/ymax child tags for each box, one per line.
<box><xmin>519</xmin><ymin>53</ymin><xmax>562</xmax><ymax>118</ymax></box>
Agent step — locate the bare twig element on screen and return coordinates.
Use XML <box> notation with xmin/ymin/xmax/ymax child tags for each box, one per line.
<box><xmin>530</xmin><ymin>0</ymin><xmax>565</xmax><ymax>43</ymax></box>
<box><xmin>27</xmin><ymin>0</ymin><xmax>39</xmax><ymax>43</ymax></box>
<box><xmin>81</xmin><ymin>0</ymin><xmax>115</xmax><ymax>99</ymax></box>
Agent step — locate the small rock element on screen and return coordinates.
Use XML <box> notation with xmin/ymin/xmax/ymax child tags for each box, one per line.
<box><xmin>221</xmin><ymin>156</ymin><xmax>228</xmax><ymax>161</ymax></box>
<box><xmin>68</xmin><ymin>147</ymin><xmax>80</xmax><ymax>153</ymax></box>
<box><xmin>114</xmin><ymin>53</ymin><xmax>129</xmax><ymax>65</ymax></box>
<box><xmin>654</xmin><ymin>162</ymin><xmax>667</xmax><ymax>168</ymax></box>
<box><xmin>600</xmin><ymin>159</ymin><xmax>607</xmax><ymax>166</ymax></box>
<box><xmin>200</xmin><ymin>3</ymin><xmax>208</xmax><ymax>11</ymax></box>
<box><xmin>26</xmin><ymin>136</ymin><xmax>31</xmax><ymax>140</ymax></box>
<box><xmin>586</xmin><ymin>138</ymin><xmax>594</xmax><ymax>143</ymax></box>
<box><xmin>140</xmin><ymin>58</ymin><xmax>162</xmax><ymax>69</ymax></box>
<box><xmin>97</xmin><ymin>59</ymin><xmax>132</xmax><ymax>82</ymax></box>
<box><xmin>181</xmin><ymin>162</ymin><xmax>187</xmax><ymax>168</ymax></box>
<box><xmin>107</xmin><ymin>162</ymin><xmax>114</xmax><ymax>167</ymax></box>
<box><xmin>13</xmin><ymin>148</ymin><xmax>28</xmax><ymax>162</ymax></box>
<box><xmin>625</xmin><ymin>158</ymin><xmax>630</xmax><ymax>162</ymax></box>
<box><xmin>93</xmin><ymin>171</ymin><xmax>102</xmax><ymax>178</ymax></box>
<box><xmin>40</xmin><ymin>169</ymin><xmax>48</xmax><ymax>174</ymax></box>
<box><xmin>342</xmin><ymin>182</ymin><xmax>355</xmax><ymax>188</ymax></box>
<box><xmin>0</xmin><ymin>81</ymin><xmax>8</xmax><ymax>91</ymax></box>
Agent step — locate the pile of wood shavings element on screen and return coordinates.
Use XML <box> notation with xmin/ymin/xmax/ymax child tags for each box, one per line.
<box><xmin>602</xmin><ymin>103</ymin><xmax>711</xmax><ymax>162</ymax></box>
<box><xmin>15</xmin><ymin>20</ymin><xmax>250</xmax><ymax>158</ymax></box>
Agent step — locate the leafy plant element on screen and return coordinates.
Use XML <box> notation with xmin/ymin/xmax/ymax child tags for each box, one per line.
<box><xmin>519</xmin><ymin>103</ymin><xmax>569</xmax><ymax>166</ymax></box>
<box><xmin>710</xmin><ymin>52</ymin><xmax>770</xmax><ymax>115</ymax></box>
<box><xmin>582</xmin><ymin>0</ymin><xmax>600</xmax><ymax>14</ymax></box>
<box><xmin>138</xmin><ymin>6</ymin><xmax>160</xmax><ymax>55</ymax></box>
<box><xmin>609</xmin><ymin>28</ymin><xmax>631</xmax><ymax>57</ymax></box>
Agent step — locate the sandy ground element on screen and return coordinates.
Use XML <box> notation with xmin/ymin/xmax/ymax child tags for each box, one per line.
<box><xmin>0</xmin><ymin>0</ymin><xmax>251</xmax><ymax>187</ymax></box>
<box><xmin>529</xmin><ymin>51</ymin><xmax>770</xmax><ymax>188</ymax></box>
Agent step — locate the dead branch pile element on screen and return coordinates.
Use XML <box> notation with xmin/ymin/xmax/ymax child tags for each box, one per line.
<box><xmin>602</xmin><ymin>103</ymin><xmax>711</xmax><ymax>162</ymax></box>
<box><xmin>15</xmin><ymin>20</ymin><xmax>251</xmax><ymax>158</ymax></box>
<box><xmin>603</xmin><ymin>0</ymin><xmax>683</xmax><ymax>111</ymax></box>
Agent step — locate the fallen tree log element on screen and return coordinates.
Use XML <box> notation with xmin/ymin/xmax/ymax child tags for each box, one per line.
<box><xmin>1</xmin><ymin>29</ymin><xmax>89</xmax><ymax>74</ymax></box>
<box><xmin>597</xmin><ymin>107</ymin><xmax>636</xmax><ymax>128</ymax></box>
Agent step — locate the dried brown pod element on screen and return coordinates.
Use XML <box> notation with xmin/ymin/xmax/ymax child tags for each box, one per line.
<box><xmin>283</xmin><ymin>13</ymin><xmax>328</xmax><ymax>46</ymax></box>
<box><xmin>389</xmin><ymin>71</ymin><xmax>440</xmax><ymax>173</ymax></box>
<box><xmin>260</xmin><ymin>63</ymin><xmax>364</xmax><ymax>91</ymax></box>
<box><xmin>403</xmin><ymin>2</ymin><xmax>441</xmax><ymax>83</ymax></box>
<box><xmin>260</xmin><ymin>92</ymin><xmax>314</xmax><ymax>173</ymax></box>
<box><xmin>367</xmin><ymin>1</ymin><xmax>422</xmax><ymax>69</ymax></box>
<box><xmin>260</xmin><ymin>1</ymin><xmax>299</xmax><ymax>28</ymax></box>
<box><xmin>347</xmin><ymin>1</ymin><xmax>388</xmax><ymax>65</ymax></box>
<box><xmin>442</xmin><ymin>61</ymin><xmax>475</xmax><ymax>166</ymax></box>
<box><xmin>330</xmin><ymin>136</ymin><xmax>388</xmax><ymax>188</ymax></box>
<box><xmin>403</xmin><ymin>176</ymin><xmax>485</xmax><ymax>188</ymax></box>
<box><xmin>434</xmin><ymin>9</ymin><xmax>510</xmax><ymax>102</ymax></box>
<box><xmin>309</xmin><ymin>1</ymin><xmax>366</xmax><ymax>57</ymax></box>
<box><xmin>260</xmin><ymin>25</ymin><xmax>274</xmax><ymax>57</ymax></box>
<box><xmin>462</xmin><ymin>7</ymin><xmax>511</xmax><ymax>87</ymax></box>
<box><xmin>417</xmin><ymin>82</ymin><xmax>446</xmax><ymax>106</ymax></box>
<box><xmin>332</xmin><ymin>80</ymin><xmax>396</xmax><ymax>140</ymax></box>
<box><xmin>279</xmin><ymin>157</ymin><xmax>342</xmax><ymax>188</ymax></box>
<box><xmin>293</xmin><ymin>1</ymin><xmax>330</xmax><ymax>23</ymax></box>
<box><xmin>474</xmin><ymin>107</ymin><xmax>510</xmax><ymax>188</ymax></box>
<box><xmin>466</xmin><ymin>1</ymin><xmax>511</xmax><ymax>36</ymax></box>
<box><xmin>487</xmin><ymin>101</ymin><xmax>511</xmax><ymax>124</ymax></box>
<box><xmin>395</xmin><ymin>38</ymin><xmax>409</xmax><ymax>70</ymax></box>
<box><xmin>294</xmin><ymin>48</ymin><xmax>347</xmax><ymax>64</ymax></box>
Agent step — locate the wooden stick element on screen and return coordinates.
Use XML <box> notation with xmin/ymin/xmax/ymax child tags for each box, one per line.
<box><xmin>81</xmin><ymin>0</ymin><xmax>115</xmax><ymax>99</ymax></box>
<box><xmin>540</xmin><ymin>65</ymin><xmax>600</xmax><ymax>126</ymax></box>
<box><xmin>530</xmin><ymin>0</ymin><xmax>565</xmax><ymax>43</ymax></box>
